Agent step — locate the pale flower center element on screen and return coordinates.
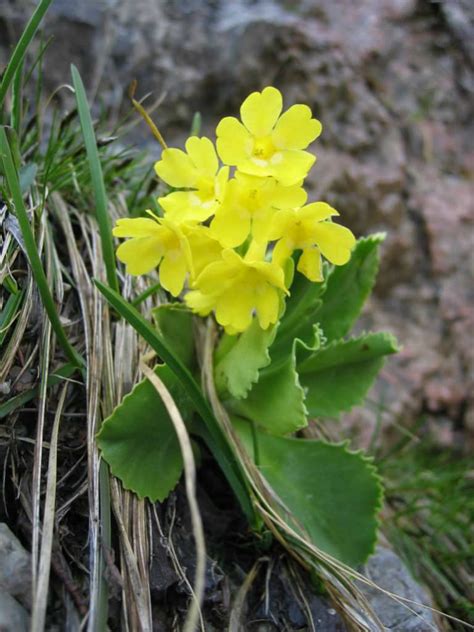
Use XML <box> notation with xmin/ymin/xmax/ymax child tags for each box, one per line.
<box><xmin>251</xmin><ymin>136</ymin><xmax>275</xmax><ymax>161</ymax></box>
<box><xmin>196</xmin><ymin>176</ymin><xmax>216</xmax><ymax>201</ymax></box>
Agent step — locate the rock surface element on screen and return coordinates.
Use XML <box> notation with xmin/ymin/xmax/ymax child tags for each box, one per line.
<box><xmin>0</xmin><ymin>524</ymin><xmax>31</xmax><ymax>609</ymax></box>
<box><xmin>361</xmin><ymin>547</ymin><xmax>438</xmax><ymax>631</ymax></box>
<box><xmin>0</xmin><ymin>591</ymin><xmax>29</xmax><ymax>632</ymax></box>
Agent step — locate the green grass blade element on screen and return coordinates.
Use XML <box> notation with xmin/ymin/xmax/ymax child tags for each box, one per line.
<box><xmin>131</xmin><ymin>281</ymin><xmax>162</xmax><ymax>306</ymax></box>
<box><xmin>94</xmin><ymin>279</ymin><xmax>255</xmax><ymax>522</ymax></box>
<box><xmin>0</xmin><ymin>127</ymin><xmax>84</xmax><ymax>368</ymax></box>
<box><xmin>97</xmin><ymin>460</ymin><xmax>111</xmax><ymax>631</ymax></box>
<box><xmin>11</xmin><ymin>61</ymin><xmax>24</xmax><ymax>135</ymax></box>
<box><xmin>0</xmin><ymin>0</ymin><xmax>54</xmax><ymax>110</ymax></box>
<box><xmin>0</xmin><ymin>289</ymin><xmax>24</xmax><ymax>346</ymax></box>
<box><xmin>0</xmin><ymin>363</ymin><xmax>78</xmax><ymax>418</ymax></box>
<box><xmin>71</xmin><ymin>65</ymin><xmax>119</xmax><ymax>294</ymax></box>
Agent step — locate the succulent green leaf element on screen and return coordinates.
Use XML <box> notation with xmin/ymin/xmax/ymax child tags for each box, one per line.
<box><xmin>97</xmin><ymin>365</ymin><xmax>189</xmax><ymax>502</ymax></box>
<box><xmin>95</xmin><ymin>280</ymin><xmax>256</xmax><ymax>523</ymax></box>
<box><xmin>271</xmin><ymin>270</ymin><xmax>325</xmax><ymax>359</ymax></box>
<box><xmin>152</xmin><ymin>303</ymin><xmax>195</xmax><ymax>368</ymax></box>
<box><xmin>234</xmin><ymin>418</ymin><xmax>383</xmax><ymax>567</ymax></box>
<box><xmin>316</xmin><ymin>234</ymin><xmax>385</xmax><ymax>342</ymax></box>
<box><xmin>227</xmin><ymin>350</ymin><xmax>307</xmax><ymax>435</ymax></box>
<box><xmin>298</xmin><ymin>332</ymin><xmax>399</xmax><ymax>418</ymax></box>
<box><xmin>214</xmin><ymin>319</ymin><xmax>278</xmax><ymax>399</ymax></box>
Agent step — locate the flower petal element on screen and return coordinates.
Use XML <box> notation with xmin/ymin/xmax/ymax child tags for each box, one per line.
<box><xmin>210</xmin><ymin>206</ymin><xmax>250</xmax><ymax>248</ymax></box>
<box><xmin>255</xmin><ymin>285</ymin><xmax>280</xmax><ymax>329</ymax></box>
<box><xmin>267</xmin><ymin>209</ymin><xmax>293</xmax><ymax>241</ymax></box>
<box><xmin>269</xmin><ymin>149</ymin><xmax>315</xmax><ymax>186</ymax></box>
<box><xmin>185</xmin><ymin>136</ymin><xmax>218</xmax><ymax>177</ymax></box>
<box><xmin>300</xmin><ymin>201</ymin><xmax>339</xmax><ymax>223</ymax></box>
<box><xmin>193</xmin><ymin>255</ymin><xmax>239</xmax><ymax>294</ymax></box>
<box><xmin>159</xmin><ymin>250</ymin><xmax>188</xmax><ymax>296</ymax></box>
<box><xmin>185</xmin><ymin>289</ymin><xmax>215</xmax><ymax>316</ymax></box>
<box><xmin>272</xmin><ymin>104</ymin><xmax>322</xmax><ymax>150</ymax></box>
<box><xmin>249</xmin><ymin>260</ymin><xmax>287</xmax><ymax>291</ymax></box>
<box><xmin>240</xmin><ymin>86</ymin><xmax>283</xmax><ymax>137</ymax></box>
<box><xmin>297</xmin><ymin>247</ymin><xmax>323</xmax><ymax>282</ymax></box>
<box><xmin>252</xmin><ymin>207</ymin><xmax>274</xmax><ymax>243</ymax></box>
<box><xmin>215</xmin><ymin>166</ymin><xmax>229</xmax><ymax>202</ymax></box>
<box><xmin>116</xmin><ymin>237</ymin><xmax>163</xmax><ymax>275</ymax></box>
<box><xmin>185</xmin><ymin>226</ymin><xmax>224</xmax><ymax>279</ymax></box>
<box><xmin>216</xmin><ymin>117</ymin><xmax>252</xmax><ymax>165</ymax></box>
<box><xmin>312</xmin><ymin>222</ymin><xmax>356</xmax><ymax>265</ymax></box>
<box><xmin>113</xmin><ymin>217</ymin><xmax>161</xmax><ymax>238</ymax></box>
<box><xmin>160</xmin><ymin>191</ymin><xmax>214</xmax><ymax>223</ymax></box>
<box><xmin>272</xmin><ymin>239</ymin><xmax>293</xmax><ymax>267</ymax></box>
<box><xmin>215</xmin><ymin>288</ymin><xmax>253</xmax><ymax>332</ymax></box>
<box><xmin>154</xmin><ymin>148</ymin><xmax>198</xmax><ymax>188</ymax></box>
<box><xmin>271</xmin><ymin>182</ymin><xmax>308</xmax><ymax>209</ymax></box>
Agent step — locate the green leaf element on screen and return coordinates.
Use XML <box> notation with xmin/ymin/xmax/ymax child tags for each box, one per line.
<box><xmin>228</xmin><ymin>350</ymin><xmax>307</xmax><ymax>435</ymax></box>
<box><xmin>315</xmin><ymin>234</ymin><xmax>384</xmax><ymax>342</ymax></box>
<box><xmin>271</xmin><ymin>270</ymin><xmax>325</xmax><ymax>359</ymax></box>
<box><xmin>234</xmin><ymin>418</ymin><xmax>383</xmax><ymax>567</ymax></box>
<box><xmin>94</xmin><ymin>280</ymin><xmax>256</xmax><ymax>523</ymax></box>
<box><xmin>0</xmin><ymin>363</ymin><xmax>78</xmax><ymax>419</ymax></box>
<box><xmin>0</xmin><ymin>289</ymin><xmax>24</xmax><ymax>346</ymax></box>
<box><xmin>214</xmin><ymin>319</ymin><xmax>278</xmax><ymax>399</ymax></box>
<box><xmin>71</xmin><ymin>65</ymin><xmax>119</xmax><ymax>294</ymax></box>
<box><xmin>152</xmin><ymin>303</ymin><xmax>195</xmax><ymax>368</ymax></box>
<box><xmin>97</xmin><ymin>365</ymin><xmax>185</xmax><ymax>502</ymax></box>
<box><xmin>298</xmin><ymin>332</ymin><xmax>399</xmax><ymax>418</ymax></box>
<box><xmin>0</xmin><ymin>0</ymin><xmax>54</xmax><ymax>109</ymax></box>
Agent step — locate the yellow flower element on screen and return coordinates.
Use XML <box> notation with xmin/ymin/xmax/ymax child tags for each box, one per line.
<box><xmin>184</xmin><ymin>224</ymin><xmax>224</xmax><ymax>280</ymax></box>
<box><xmin>216</xmin><ymin>86</ymin><xmax>321</xmax><ymax>186</ymax></box>
<box><xmin>113</xmin><ymin>215</ymin><xmax>193</xmax><ymax>296</ymax></box>
<box><xmin>185</xmin><ymin>248</ymin><xmax>287</xmax><ymax>333</ymax></box>
<box><xmin>155</xmin><ymin>136</ymin><xmax>228</xmax><ymax>223</ymax></box>
<box><xmin>210</xmin><ymin>172</ymin><xmax>307</xmax><ymax>248</ymax></box>
<box><xmin>268</xmin><ymin>202</ymin><xmax>356</xmax><ymax>282</ymax></box>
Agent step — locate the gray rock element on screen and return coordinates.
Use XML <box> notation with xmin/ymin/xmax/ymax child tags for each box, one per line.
<box><xmin>361</xmin><ymin>547</ymin><xmax>438</xmax><ymax>631</ymax></box>
<box><xmin>0</xmin><ymin>524</ymin><xmax>31</xmax><ymax>609</ymax></box>
<box><xmin>439</xmin><ymin>0</ymin><xmax>474</xmax><ymax>67</ymax></box>
<box><xmin>0</xmin><ymin>591</ymin><xmax>29</xmax><ymax>632</ymax></box>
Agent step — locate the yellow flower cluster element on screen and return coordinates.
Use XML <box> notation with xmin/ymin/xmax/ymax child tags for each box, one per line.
<box><xmin>114</xmin><ymin>87</ymin><xmax>355</xmax><ymax>334</ymax></box>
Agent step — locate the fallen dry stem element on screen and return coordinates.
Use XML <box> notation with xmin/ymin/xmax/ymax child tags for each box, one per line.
<box><xmin>140</xmin><ymin>360</ymin><xmax>206</xmax><ymax>632</ymax></box>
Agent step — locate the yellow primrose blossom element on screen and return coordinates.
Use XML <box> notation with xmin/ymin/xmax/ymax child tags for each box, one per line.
<box><xmin>113</xmin><ymin>215</ymin><xmax>193</xmax><ymax>296</ymax></box>
<box><xmin>268</xmin><ymin>202</ymin><xmax>356</xmax><ymax>282</ymax></box>
<box><xmin>185</xmin><ymin>248</ymin><xmax>287</xmax><ymax>333</ymax></box>
<box><xmin>155</xmin><ymin>136</ymin><xmax>228</xmax><ymax>223</ymax></box>
<box><xmin>216</xmin><ymin>86</ymin><xmax>321</xmax><ymax>186</ymax></box>
<box><xmin>184</xmin><ymin>225</ymin><xmax>224</xmax><ymax>279</ymax></box>
<box><xmin>210</xmin><ymin>172</ymin><xmax>307</xmax><ymax>247</ymax></box>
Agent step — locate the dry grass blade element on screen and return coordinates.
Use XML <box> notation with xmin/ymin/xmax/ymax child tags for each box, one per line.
<box><xmin>0</xmin><ymin>274</ymin><xmax>34</xmax><ymax>383</ymax></box>
<box><xmin>53</xmin><ymin>194</ymin><xmax>105</xmax><ymax>632</ymax></box>
<box><xmin>109</xmin><ymin>480</ymin><xmax>152</xmax><ymax>631</ymax></box>
<box><xmin>228</xmin><ymin>560</ymin><xmax>262</xmax><ymax>632</ymax></box>
<box><xmin>31</xmin><ymin>383</ymin><xmax>68</xmax><ymax>632</ymax></box>
<box><xmin>54</xmin><ymin>195</ymin><xmax>156</xmax><ymax>631</ymax></box>
<box><xmin>31</xmin><ymin>217</ymin><xmax>51</xmax><ymax>600</ymax></box>
<box><xmin>53</xmin><ymin>197</ymin><xmax>109</xmax><ymax>629</ymax></box>
<box><xmin>140</xmin><ymin>360</ymin><xmax>206</xmax><ymax>632</ymax></box>
<box><xmin>31</xmin><ymin>315</ymin><xmax>51</xmax><ymax>598</ymax></box>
